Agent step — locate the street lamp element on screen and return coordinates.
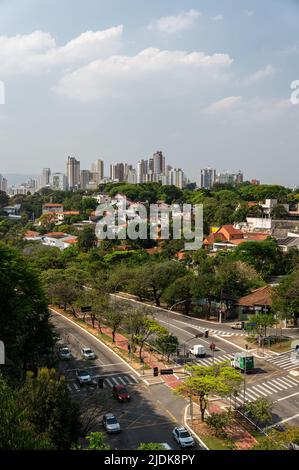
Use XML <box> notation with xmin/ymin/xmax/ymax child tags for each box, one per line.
<box><xmin>168</xmin><ymin>299</ymin><xmax>191</xmax><ymax>330</ymax></box>
<box><xmin>243</xmin><ymin>344</ymin><xmax>249</xmax><ymax>405</ymax></box>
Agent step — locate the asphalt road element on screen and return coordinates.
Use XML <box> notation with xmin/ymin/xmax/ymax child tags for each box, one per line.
<box><xmin>50</xmin><ymin>311</ymin><xmax>202</xmax><ymax>450</ymax></box>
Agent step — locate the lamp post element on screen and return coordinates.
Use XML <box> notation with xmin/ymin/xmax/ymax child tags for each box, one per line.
<box><xmin>168</xmin><ymin>299</ymin><xmax>191</xmax><ymax>330</ymax></box>
<box><xmin>243</xmin><ymin>344</ymin><xmax>248</xmax><ymax>405</ymax></box>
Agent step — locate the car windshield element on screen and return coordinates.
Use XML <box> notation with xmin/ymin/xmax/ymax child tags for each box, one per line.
<box><xmin>78</xmin><ymin>371</ymin><xmax>89</xmax><ymax>377</ymax></box>
<box><xmin>107</xmin><ymin>417</ymin><xmax>118</xmax><ymax>425</ymax></box>
<box><xmin>84</xmin><ymin>349</ymin><xmax>92</xmax><ymax>354</ymax></box>
<box><xmin>117</xmin><ymin>388</ymin><xmax>128</xmax><ymax>394</ymax></box>
<box><xmin>179</xmin><ymin>431</ymin><xmax>191</xmax><ymax>439</ymax></box>
<box><xmin>61</xmin><ymin>348</ymin><xmax>69</xmax><ymax>353</ymax></box>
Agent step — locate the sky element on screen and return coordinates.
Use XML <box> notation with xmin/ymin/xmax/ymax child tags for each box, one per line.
<box><xmin>0</xmin><ymin>0</ymin><xmax>299</xmax><ymax>186</ymax></box>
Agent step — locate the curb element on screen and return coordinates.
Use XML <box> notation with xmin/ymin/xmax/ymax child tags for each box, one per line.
<box><xmin>184</xmin><ymin>404</ymin><xmax>209</xmax><ymax>450</ymax></box>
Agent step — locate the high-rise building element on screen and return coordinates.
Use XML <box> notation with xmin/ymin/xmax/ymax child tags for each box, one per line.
<box><xmin>215</xmin><ymin>170</ymin><xmax>244</xmax><ymax>186</ymax></box>
<box><xmin>137</xmin><ymin>159</ymin><xmax>148</xmax><ymax>184</ymax></box>
<box><xmin>168</xmin><ymin>168</ymin><xmax>185</xmax><ymax>189</ymax></box>
<box><xmin>153</xmin><ymin>151</ymin><xmax>165</xmax><ymax>175</ymax></box>
<box><xmin>91</xmin><ymin>159</ymin><xmax>104</xmax><ymax>183</ymax></box>
<box><xmin>51</xmin><ymin>173</ymin><xmax>67</xmax><ymax>191</ymax></box>
<box><xmin>127</xmin><ymin>169</ymin><xmax>137</xmax><ymax>184</ymax></box>
<box><xmin>0</xmin><ymin>174</ymin><xmax>8</xmax><ymax>193</ymax></box>
<box><xmin>80</xmin><ymin>170</ymin><xmax>92</xmax><ymax>190</ymax></box>
<box><xmin>67</xmin><ymin>156</ymin><xmax>80</xmax><ymax>189</ymax></box>
<box><xmin>200</xmin><ymin>168</ymin><xmax>216</xmax><ymax>189</ymax></box>
<box><xmin>110</xmin><ymin>163</ymin><xmax>125</xmax><ymax>182</ymax></box>
<box><xmin>41</xmin><ymin>168</ymin><xmax>51</xmax><ymax>188</ymax></box>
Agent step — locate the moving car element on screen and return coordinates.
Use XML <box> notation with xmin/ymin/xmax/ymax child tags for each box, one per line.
<box><xmin>76</xmin><ymin>369</ymin><xmax>92</xmax><ymax>385</ymax></box>
<box><xmin>112</xmin><ymin>384</ymin><xmax>131</xmax><ymax>402</ymax></box>
<box><xmin>172</xmin><ymin>426</ymin><xmax>195</xmax><ymax>448</ymax></box>
<box><xmin>81</xmin><ymin>347</ymin><xmax>96</xmax><ymax>360</ymax></box>
<box><xmin>189</xmin><ymin>344</ymin><xmax>206</xmax><ymax>358</ymax></box>
<box><xmin>231</xmin><ymin>322</ymin><xmax>245</xmax><ymax>330</ymax></box>
<box><xmin>58</xmin><ymin>346</ymin><xmax>71</xmax><ymax>360</ymax></box>
<box><xmin>102</xmin><ymin>413</ymin><xmax>121</xmax><ymax>434</ymax></box>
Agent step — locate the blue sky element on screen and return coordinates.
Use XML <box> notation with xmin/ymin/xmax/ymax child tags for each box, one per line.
<box><xmin>0</xmin><ymin>0</ymin><xmax>299</xmax><ymax>186</ymax></box>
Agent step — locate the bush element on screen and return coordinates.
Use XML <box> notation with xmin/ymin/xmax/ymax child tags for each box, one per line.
<box><xmin>206</xmin><ymin>412</ymin><xmax>231</xmax><ymax>437</ymax></box>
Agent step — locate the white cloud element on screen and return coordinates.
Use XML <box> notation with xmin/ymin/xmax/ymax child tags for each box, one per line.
<box><xmin>203</xmin><ymin>96</ymin><xmax>242</xmax><ymax>114</ymax></box>
<box><xmin>55</xmin><ymin>48</ymin><xmax>233</xmax><ymax>101</ymax></box>
<box><xmin>211</xmin><ymin>15</ymin><xmax>223</xmax><ymax>21</ymax></box>
<box><xmin>0</xmin><ymin>26</ymin><xmax>123</xmax><ymax>76</ymax></box>
<box><xmin>147</xmin><ymin>9</ymin><xmax>201</xmax><ymax>34</ymax></box>
<box><xmin>247</xmin><ymin>64</ymin><xmax>276</xmax><ymax>83</ymax></box>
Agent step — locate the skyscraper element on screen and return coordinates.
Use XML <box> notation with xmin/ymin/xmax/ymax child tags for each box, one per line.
<box><xmin>153</xmin><ymin>151</ymin><xmax>165</xmax><ymax>176</ymax></box>
<box><xmin>41</xmin><ymin>168</ymin><xmax>51</xmax><ymax>188</ymax></box>
<box><xmin>67</xmin><ymin>156</ymin><xmax>80</xmax><ymax>190</ymax></box>
<box><xmin>91</xmin><ymin>159</ymin><xmax>104</xmax><ymax>183</ymax></box>
<box><xmin>0</xmin><ymin>174</ymin><xmax>7</xmax><ymax>193</ymax></box>
<box><xmin>80</xmin><ymin>170</ymin><xmax>92</xmax><ymax>190</ymax></box>
<box><xmin>51</xmin><ymin>173</ymin><xmax>67</xmax><ymax>191</ymax></box>
<box><xmin>137</xmin><ymin>159</ymin><xmax>148</xmax><ymax>184</ymax></box>
<box><xmin>168</xmin><ymin>168</ymin><xmax>185</xmax><ymax>189</ymax></box>
<box><xmin>200</xmin><ymin>168</ymin><xmax>216</xmax><ymax>189</ymax></box>
<box><xmin>110</xmin><ymin>163</ymin><xmax>125</xmax><ymax>182</ymax></box>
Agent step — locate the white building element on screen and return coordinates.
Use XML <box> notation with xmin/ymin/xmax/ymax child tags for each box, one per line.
<box><xmin>0</xmin><ymin>174</ymin><xmax>8</xmax><ymax>193</ymax></box>
<box><xmin>51</xmin><ymin>173</ymin><xmax>67</xmax><ymax>191</ymax></box>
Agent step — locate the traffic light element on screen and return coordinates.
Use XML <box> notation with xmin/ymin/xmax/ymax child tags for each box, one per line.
<box><xmin>153</xmin><ymin>367</ymin><xmax>159</xmax><ymax>377</ymax></box>
<box><xmin>205</xmin><ymin>330</ymin><xmax>209</xmax><ymax>338</ymax></box>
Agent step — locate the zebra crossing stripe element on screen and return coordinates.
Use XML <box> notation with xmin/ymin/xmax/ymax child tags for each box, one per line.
<box><xmin>272</xmin><ymin>379</ymin><xmax>291</xmax><ymax>390</ymax></box>
<box><xmin>251</xmin><ymin>386</ymin><xmax>269</xmax><ymax>397</ymax></box>
<box><xmin>280</xmin><ymin>377</ymin><xmax>299</xmax><ymax>386</ymax></box>
<box><xmin>111</xmin><ymin>377</ymin><xmax>119</xmax><ymax>385</ymax></box>
<box><xmin>129</xmin><ymin>374</ymin><xmax>139</xmax><ymax>383</ymax></box>
<box><xmin>266</xmin><ymin>381</ymin><xmax>284</xmax><ymax>392</ymax></box>
<box><xmin>105</xmin><ymin>378</ymin><xmax>113</xmax><ymax>387</ymax></box>
<box><xmin>275</xmin><ymin>378</ymin><xmax>294</xmax><ymax>389</ymax></box>
<box><xmin>246</xmin><ymin>390</ymin><xmax>259</xmax><ymax>400</ymax></box>
<box><xmin>118</xmin><ymin>377</ymin><xmax>127</xmax><ymax>385</ymax></box>
<box><xmin>122</xmin><ymin>375</ymin><xmax>132</xmax><ymax>384</ymax></box>
<box><xmin>73</xmin><ymin>383</ymin><xmax>80</xmax><ymax>391</ymax></box>
<box><xmin>258</xmin><ymin>383</ymin><xmax>275</xmax><ymax>394</ymax></box>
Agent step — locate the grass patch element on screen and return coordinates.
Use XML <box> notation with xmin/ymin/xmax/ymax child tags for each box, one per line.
<box><xmin>269</xmin><ymin>338</ymin><xmax>292</xmax><ymax>353</ymax></box>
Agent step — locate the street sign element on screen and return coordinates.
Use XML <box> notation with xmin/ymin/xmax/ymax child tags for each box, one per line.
<box><xmin>81</xmin><ymin>306</ymin><xmax>92</xmax><ymax>313</ymax></box>
<box><xmin>160</xmin><ymin>369</ymin><xmax>174</xmax><ymax>375</ymax></box>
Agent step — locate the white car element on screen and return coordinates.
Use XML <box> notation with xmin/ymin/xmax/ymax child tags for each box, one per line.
<box><xmin>103</xmin><ymin>413</ymin><xmax>121</xmax><ymax>434</ymax></box>
<box><xmin>81</xmin><ymin>347</ymin><xmax>96</xmax><ymax>360</ymax></box>
<box><xmin>231</xmin><ymin>322</ymin><xmax>245</xmax><ymax>330</ymax></box>
<box><xmin>58</xmin><ymin>346</ymin><xmax>71</xmax><ymax>360</ymax></box>
<box><xmin>172</xmin><ymin>426</ymin><xmax>195</xmax><ymax>448</ymax></box>
<box><xmin>76</xmin><ymin>369</ymin><xmax>92</xmax><ymax>385</ymax></box>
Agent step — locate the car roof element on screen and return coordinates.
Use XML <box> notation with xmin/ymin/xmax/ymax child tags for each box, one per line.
<box><xmin>105</xmin><ymin>413</ymin><xmax>116</xmax><ymax>418</ymax></box>
<box><xmin>176</xmin><ymin>426</ymin><xmax>187</xmax><ymax>432</ymax></box>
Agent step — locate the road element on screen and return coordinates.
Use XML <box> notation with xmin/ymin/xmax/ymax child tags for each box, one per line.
<box><xmin>50</xmin><ymin>311</ymin><xmax>202</xmax><ymax>450</ymax></box>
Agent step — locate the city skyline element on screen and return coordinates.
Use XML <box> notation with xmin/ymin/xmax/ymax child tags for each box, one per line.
<box><xmin>0</xmin><ymin>1</ymin><xmax>299</xmax><ymax>186</ymax></box>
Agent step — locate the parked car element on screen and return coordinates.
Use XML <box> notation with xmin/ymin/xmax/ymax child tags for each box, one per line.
<box><xmin>231</xmin><ymin>322</ymin><xmax>245</xmax><ymax>330</ymax></box>
<box><xmin>81</xmin><ymin>347</ymin><xmax>96</xmax><ymax>360</ymax></box>
<box><xmin>76</xmin><ymin>369</ymin><xmax>92</xmax><ymax>385</ymax></box>
<box><xmin>58</xmin><ymin>346</ymin><xmax>71</xmax><ymax>360</ymax></box>
<box><xmin>172</xmin><ymin>426</ymin><xmax>195</xmax><ymax>448</ymax></box>
<box><xmin>102</xmin><ymin>413</ymin><xmax>121</xmax><ymax>434</ymax></box>
<box><xmin>112</xmin><ymin>384</ymin><xmax>131</xmax><ymax>402</ymax></box>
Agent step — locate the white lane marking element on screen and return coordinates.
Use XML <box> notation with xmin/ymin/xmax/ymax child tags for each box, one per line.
<box><xmin>246</xmin><ymin>391</ymin><xmax>259</xmax><ymax>400</ymax></box>
<box><xmin>123</xmin><ymin>376</ymin><xmax>132</xmax><ymax>384</ymax></box>
<box><xmin>73</xmin><ymin>383</ymin><xmax>80</xmax><ymax>391</ymax></box>
<box><xmin>111</xmin><ymin>377</ymin><xmax>119</xmax><ymax>385</ymax></box>
<box><xmin>266</xmin><ymin>413</ymin><xmax>299</xmax><ymax>429</ymax></box>
<box><xmin>118</xmin><ymin>377</ymin><xmax>127</xmax><ymax>385</ymax></box>
<box><xmin>275</xmin><ymin>377</ymin><xmax>295</xmax><ymax>389</ymax></box>
<box><xmin>280</xmin><ymin>377</ymin><xmax>299</xmax><ymax>386</ymax></box>
<box><xmin>251</xmin><ymin>386</ymin><xmax>269</xmax><ymax>397</ymax></box>
<box><xmin>276</xmin><ymin>391</ymin><xmax>299</xmax><ymax>402</ymax></box>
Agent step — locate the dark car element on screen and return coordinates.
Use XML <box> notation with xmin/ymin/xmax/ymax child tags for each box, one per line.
<box><xmin>112</xmin><ymin>384</ymin><xmax>131</xmax><ymax>402</ymax></box>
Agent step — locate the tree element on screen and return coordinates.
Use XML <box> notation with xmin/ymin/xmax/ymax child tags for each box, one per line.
<box><xmin>0</xmin><ymin>243</ymin><xmax>55</xmax><ymax>375</ymax></box>
<box><xmin>206</xmin><ymin>412</ymin><xmax>231</xmax><ymax>438</ymax></box>
<box><xmin>272</xmin><ymin>271</ymin><xmax>299</xmax><ymax>325</ymax></box>
<box><xmin>137</xmin><ymin>443</ymin><xmax>166</xmax><ymax>450</ymax></box>
<box><xmin>19</xmin><ymin>368</ymin><xmax>80</xmax><ymax>450</ymax></box>
<box><xmin>270</xmin><ymin>204</ymin><xmax>289</xmax><ymax>220</ymax></box>
<box><xmin>252</xmin><ymin>426</ymin><xmax>299</xmax><ymax>450</ymax></box>
<box><xmin>233</xmin><ymin>239</ymin><xmax>284</xmax><ymax>279</ymax></box>
<box><xmin>244</xmin><ymin>398</ymin><xmax>273</xmax><ymax>428</ymax></box>
<box><xmin>142</xmin><ymin>261</ymin><xmax>186</xmax><ymax>306</ymax></box>
<box><xmin>104</xmin><ymin>304</ymin><xmax>124</xmax><ymax>343</ymax></box>
<box><xmin>155</xmin><ymin>333</ymin><xmax>179</xmax><ymax>361</ymax></box>
<box><xmin>162</xmin><ymin>275</ymin><xmax>194</xmax><ymax>314</ymax></box>
<box><xmin>191</xmin><ymin>273</ymin><xmax>220</xmax><ymax>319</ymax></box>
<box><xmin>176</xmin><ymin>364</ymin><xmax>242</xmax><ymax>422</ymax></box>
<box><xmin>130</xmin><ymin>312</ymin><xmax>166</xmax><ymax>362</ymax></box>
<box><xmin>78</xmin><ymin>226</ymin><xmax>97</xmax><ymax>252</ymax></box>
<box><xmin>85</xmin><ymin>432</ymin><xmax>111</xmax><ymax>450</ymax></box>
<box><xmin>0</xmin><ymin>190</ymin><xmax>9</xmax><ymax>207</ymax></box>
<box><xmin>249</xmin><ymin>313</ymin><xmax>277</xmax><ymax>337</ymax></box>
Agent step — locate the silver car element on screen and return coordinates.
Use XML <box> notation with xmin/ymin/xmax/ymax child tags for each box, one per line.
<box><xmin>81</xmin><ymin>347</ymin><xmax>96</xmax><ymax>360</ymax></box>
<box><xmin>76</xmin><ymin>369</ymin><xmax>92</xmax><ymax>385</ymax></box>
<box><xmin>58</xmin><ymin>347</ymin><xmax>71</xmax><ymax>360</ymax></box>
<box><xmin>172</xmin><ymin>426</ymin><xmax>195</xmax><ymax>448</ymax></box>
<box><xmin>103</xmin><ymin>413</ymin><xmax>121</xmax><ymax>434</ymax></box>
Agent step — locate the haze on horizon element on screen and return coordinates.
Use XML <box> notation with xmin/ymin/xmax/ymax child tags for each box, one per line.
<box><xmin>0</xmin><ymin>0</ymin><xmax>299</xmax><ymax>187</ymax></box>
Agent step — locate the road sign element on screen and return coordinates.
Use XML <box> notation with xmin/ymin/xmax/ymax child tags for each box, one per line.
<box><xmin>81</xmin><ymin>306</ymin><xmax>92</xmax><ymax>313</ymax></box>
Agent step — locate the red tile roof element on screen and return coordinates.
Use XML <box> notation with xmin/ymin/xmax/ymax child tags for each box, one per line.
<box><xmin>43</xmin><ymin>203</ymin><xmax>63</xmax><ymax>207</ymax></box>
<box><xmin>237</xmin><ymin>286</ymin><xmax>273</xmax><ymax>307</ymax></box>
<box><xmin>24</xmin><ymin>230</ymin><xmax>40</xmax><ymax>238</ymax></box>
<box><xmin>63</xmin><ymin>238</ymin><xmax>78</xmax><ymax>244</ymax></box>
<box><xmin>44</xmin><ymin>232</ymin><xmax>66</xmax><ymax>238</ymax></box>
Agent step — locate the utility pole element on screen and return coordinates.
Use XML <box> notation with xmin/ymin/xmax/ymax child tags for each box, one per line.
<box><xmin>243</xmin><ymin>344</ymin><xmax>248</xmax><ymax>404</ymax></box>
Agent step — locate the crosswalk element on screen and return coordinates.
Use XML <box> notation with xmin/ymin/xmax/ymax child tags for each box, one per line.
<box><xmin>67</xmin><ymin>373</ymin><xmax>139</xmax><ymax>393</ymax></box>
<box><xmin>234</xmin><ymin>376</ymin><xmax>299</xmax><ymax>406</ymax></box>
<box><xmin>197</xmin><ymin>327</ymin><xmax>246</xmax><ymax>337</ymax></box>
<box><xmin>267</xmin><ymin>352</ymin><xmax>299</xmax><ymax>371</ymax></box>
<box><xmin>195</xmin><ymin>354</ymin><xmax>233</xmax><ymax>366</ymax></box>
